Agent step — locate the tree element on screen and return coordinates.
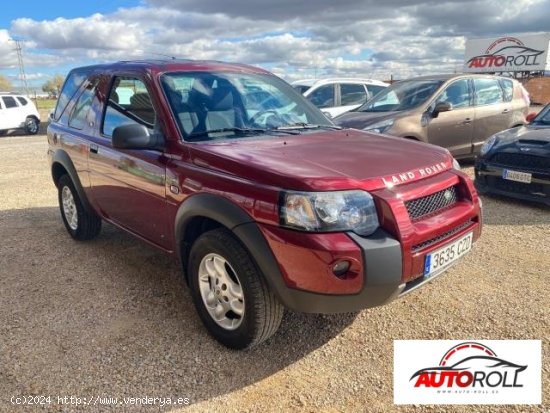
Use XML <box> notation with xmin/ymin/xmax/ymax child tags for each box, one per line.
<box><xmin>0</xmin><ymin>75</ymin><xmax>12</xmax><ymax>92</ymax></box>
<box><xmin>42</xmin><ymin>74</ymin><xmax>65</xmax><ymax>98</ymax></box>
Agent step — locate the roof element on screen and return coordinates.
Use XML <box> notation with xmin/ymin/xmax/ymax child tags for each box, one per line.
<box><xmin>70</xmin><ymin>59</ymin><xmax>272</xmax><ymax>76</ymax></box>
<box><xmin>291</xmin><ymin>78</ymin><xmax>388</xmax><ymax>87</ymax></box>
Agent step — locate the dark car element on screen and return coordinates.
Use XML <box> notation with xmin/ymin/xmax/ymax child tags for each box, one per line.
<box><xmin>475</xmin><ymin>103</ymin><xmax>550</xmax><ymax>206</ymax></box>
<box><xmin>47</xmin><ymin>60</ymin><xmax>482</xmax><ymax>349</ymax></box>
<box><xmin>334</xmin><ymin>74</ymin><xmax>529</xmax><ymax>158</ymax></box>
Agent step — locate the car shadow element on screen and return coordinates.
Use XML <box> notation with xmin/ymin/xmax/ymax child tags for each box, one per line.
<box><xmin>0</xmin><ymin>206</ymin><xmax>357</xmax><ymax>408</ymax></box>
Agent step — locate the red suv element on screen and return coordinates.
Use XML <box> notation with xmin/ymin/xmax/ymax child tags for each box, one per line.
<box><xmin>47</xmin><ymin>60</ymin><xmax>482</xmax><ymax>349</ymax></box>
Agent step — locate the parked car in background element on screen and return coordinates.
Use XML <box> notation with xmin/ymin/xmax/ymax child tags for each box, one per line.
<box><xmin>0</xmin><ymin>93</ymin><xmax>41</xmax><ymax>135</ymax></box>
<box><xmin>292</xmin><ymin>78</ymin><xmax>388</xmax><ymax>117</ymax></box>
<box><xmin>334</xmin><ymin>74</ymin><xmax>530</xmax><ymax>158</ymax></box>
<box><xmin>48</xmin><ymin>60</ymin><xmax>481</xmax><ymax>349</ymax></box>
<box><xmin>475</xmin><ymin>102</ymin><xmax>550</xmax><ymax>205</ymax></box>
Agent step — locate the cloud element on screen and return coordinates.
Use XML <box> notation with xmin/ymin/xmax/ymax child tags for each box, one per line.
<box><xmin>2</xmin><ymin>0</ymin><xmax>548</xmax><ymax>81</ymax></box>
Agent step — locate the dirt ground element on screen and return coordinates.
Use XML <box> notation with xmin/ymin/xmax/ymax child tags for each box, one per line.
<box><xmin>0</xmin><ymin>132</ymin><xmax>548</xmax><ymax>413</ymax></box>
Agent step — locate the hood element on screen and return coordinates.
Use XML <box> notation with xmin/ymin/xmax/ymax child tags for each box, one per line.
<box><xmin>189</xmin><ymin>129</ymin><xmax>453</xmax><ymax>191</ymax></box>
<box><xmin>494</xmin><ymin>124</ymin><xmax>550</xmax><ymax>144</ymax></box>
<box><xmin>334</xmin><ymin>110</ymin><xmax>404</xmax><ymax>129</ymax></box>
<box><xmin>490</xmin><ymin>124</ymin><xmax>550</xmax><ymax>155</ymax></box>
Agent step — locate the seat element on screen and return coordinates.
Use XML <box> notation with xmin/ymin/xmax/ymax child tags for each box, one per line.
<box><xmin>129</xmin><ymin>92</ymin><xmax>155</xmax><ymax>125</ymax></box>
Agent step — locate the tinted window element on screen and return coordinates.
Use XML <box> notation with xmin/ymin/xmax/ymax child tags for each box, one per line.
<box><xmin>293</xmin><ymin>85</ymin><xmax>311</xmax><ymax>94</ymax></box>
<box><xmin>500</xmin><ymin>79</ymin><xmax>514</xmax><ymax>102</ymax></box>
<box><xmin>359</xmin><ymin>80</ymin><xmax>443</xmax><ymax>112</ymax></box>
<box><xmin>54</xmin><ymin>70</ymin><xmax>91</xmax><ymax>120</ymax></box>
<box><xmin>16</xmin><ymin>97</ymin><xmax>29</xmax><ymax>106</ymax></box>
<box><xmin>340</xmin><ymin>84</ymin><xmax>367</xmax><ymax>106</ymax></box>
<box><xmin>474</xmin><ymin>78</ymin><xmax>504</xmax><ymax>106</ymax></box>
<box><xmin>435</xmin><ymin>79</ymin><xmax>471</xmax><ymax>108</ymax></box>
<box><xmin>307</xmin><ymin>85</ymin><xmax>335</xmax><ymax>108</ymax></box>
<box><xmin>102</xmin><ymin>77</ymin><xmax>155</xmax><ymax>137</ymax></box>
<box><xmin>68</xmin><ymin>80</ymin><xmax>98</xmax><ymax>130</ymax></box>
<box><xmin>366</xmin><ymin>84</ymin><xmax>386</xmax><ymax>97</ymax></box>
<box><xmin>2</xmin><ymin>96</ymin><xmax>18</xmax><ymax>109</ymax></box>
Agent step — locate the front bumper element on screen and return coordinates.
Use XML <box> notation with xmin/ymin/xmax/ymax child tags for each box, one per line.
<box><xmin>475</xmin><ymin>159</ymin><xmax>550</xmax><ymax>206</ymax></box>
<box><xmin>241</xmin><ymin>223</ymin><xmax>476</xmax><ymax>314</ymax></box>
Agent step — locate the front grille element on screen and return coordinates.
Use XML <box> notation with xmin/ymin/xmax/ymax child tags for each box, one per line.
<box><xmin>405</xmin><ymin>186</ymin><xmax>458</xmax><ymax>221</ymax></box>
<box><xmin>412</xmin><ymin>219</ymin><xmax>474</xmax><ymax>252</ymax></box>
<box><xmin>490</xmin><ymin>153</ymin><xmax>550</xmax><ymax>171</ymax></box>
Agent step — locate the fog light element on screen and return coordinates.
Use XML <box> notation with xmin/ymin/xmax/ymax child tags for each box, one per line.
<box><xmin>332</xmin><ymin>260</ymin><xmax>351</xmax><ymax>277</ymax></box>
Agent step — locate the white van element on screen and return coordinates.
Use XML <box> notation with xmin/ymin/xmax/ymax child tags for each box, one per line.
<box><xmin>292</xmin><ymin>78</ymin><xmax>388</xmax><ymax>117</ymax></box>
<box><xmin>0</xmin><ymin>93</ymin><xmax>41</xmax><ymax>135</ymax></box>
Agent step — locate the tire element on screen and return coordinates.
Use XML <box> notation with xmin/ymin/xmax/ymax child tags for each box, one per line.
<box><xmin>0</xmin><ymin>130</ymin><xmax>7</xmax><ymax>136</ymax></box>
<box><xmin>188</xmin><ymin>228</ymin><xmax>284</xmax><ymax>349</ymax></box>
<box><xmin>57</xmin><ymin>175</ymin><xmax>101</xmax><ymax>241</ymax></box>
<box><xmin>25</xmin><ymin>117</ymin><xmax>39</xmax><ymax>135</ymax></box>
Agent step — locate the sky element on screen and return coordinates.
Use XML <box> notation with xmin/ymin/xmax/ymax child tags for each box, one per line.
<box><xmin>0</xmin><ymin>0</ymin><xmax>549</xmax><ymax>91</ymax></box>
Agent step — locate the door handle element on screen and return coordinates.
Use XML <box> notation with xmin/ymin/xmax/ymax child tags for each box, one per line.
<box><xmin>462</xmin><ymin>118</ymin><xmax>472</xmax><ymax>124</ymax></box>
<box><xmin>502</xmin><ymin>109</ymin><xmax>509</xmax><ymax>114</ymax></box>
<box><xmin>90</xmin><ymin>144</ymin><xmax>99</xmax><ymax>154</ymax></box>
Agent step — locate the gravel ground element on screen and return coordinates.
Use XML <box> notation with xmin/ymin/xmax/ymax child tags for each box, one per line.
<box><xmin>0</xmin><ymin>133</ymin><xmax>548</xmax><ymax>413</ymax></box>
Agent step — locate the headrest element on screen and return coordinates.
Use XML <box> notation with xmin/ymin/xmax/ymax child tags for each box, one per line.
<box><xmin>130</xmin><ymin>92</ymin><xmax>152</xmax><ymax>109</ymax></box>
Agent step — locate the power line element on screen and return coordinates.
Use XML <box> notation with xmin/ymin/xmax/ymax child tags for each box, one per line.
<box><xmin>12</xmin><ymin>40</ymin><xmax>30</xmax><ymax>96</ymax></box>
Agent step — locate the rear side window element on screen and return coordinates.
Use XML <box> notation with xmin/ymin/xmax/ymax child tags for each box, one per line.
<box><xmin>500</xmin><ymin>79</ymin><xmax>514</xmax><ymax>102</ymax></box>
<box><xmin>68</xmin><ymin>80</ymin><xmax>98</xmax><ymax>130</ymax></box>
<box><xmin>340</xmin><ymin>84</ymin><xmax>368</xmax><ymax>106</ymax></box>
<box><xmin>307</xmin><ymin>84</ymin><xmax>335</xmax><ymax>108</ymax></box>
<box><xmin>16</xmin><ymin>97</ymin><xmax>29</xmax><ymax>106</ymax></box>
<box><xmin>474</xmin><ymin>78</ymin><xmax>504</xmax><ymax>106</ymax></box>
<box><xmin>54</xmin><ymin>70</ymin><xmax>92</xmax><ymax>120</ymax></box>
<box><xmin>102</xmin><ymin>77</ymin><xmax>156</xmax><ymax>137</ymax></box>
<box><xmin>2</xmin><ymin>96</ymin><xmax>18</xmax><ymax>109</ymax></box>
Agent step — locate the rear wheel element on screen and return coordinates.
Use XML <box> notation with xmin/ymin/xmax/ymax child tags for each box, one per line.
<box><xmin>188</xmin><ymin>228</ymin><xmax>284</xmax><ymax>349</ymax></box>
<box><xmin>58</xmin><ymin>175</ymin><xmax>101</xmax><ymax>240</ymax></box>
<box><xmin>25</xmin><ymin>117</ymin><xmax>39</xmax><ymax>135</ymax></box>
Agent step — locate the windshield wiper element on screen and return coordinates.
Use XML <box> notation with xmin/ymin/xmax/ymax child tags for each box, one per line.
<box><xmin>187</xmin><ymin>127</ymin><xmax>268</xmax><ymax>138</ymax></box>
<box><xmin>275</xmin><ymin>123</ymin><xmax>343</xmax><ymax>131</ymax></box>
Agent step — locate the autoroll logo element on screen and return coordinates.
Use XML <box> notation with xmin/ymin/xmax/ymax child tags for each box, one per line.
<box><xmin>411</xmin><ymin>342</ymin><xmax>525</xmax><ymax>390</ymax></box>
<box><xmin>467</xmin><ymin>37</ymin><xmax>544</xmax><ymax>69</ymax></box>
<box><xmin>394</xmin><ymin>340</ymin><xmax>541</xmax><ymax>405</ymax></box>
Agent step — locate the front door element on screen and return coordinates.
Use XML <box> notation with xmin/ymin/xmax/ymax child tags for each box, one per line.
<box><xmin>427</xmin><ymin>79</ymin><xmax>474</xmax><ymax>156</ymax></box>
<box><xmin>87</xmin><ymin>75</ymin><xmax>170</xmax><ymax>249</ymax></box>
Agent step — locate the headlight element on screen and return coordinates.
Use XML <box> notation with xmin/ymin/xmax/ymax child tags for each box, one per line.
<box><xmin>480</xmin><ymin>136</ymin><xmax>497</xmax><ymax>156</ymax></box>
<box><xmin>363</xmin><ymin>118</ymin><xmax>394</xmax><ymax>133</ymax></box>
<box><xmin>280</xmin><ymin>190</ymin><xmax>379</xmax><ymax>236</ymax></box>
<box><xmin>452</xmin><ymin>158</ymin><xmax>461</xmax><ymax>170</ymax></box>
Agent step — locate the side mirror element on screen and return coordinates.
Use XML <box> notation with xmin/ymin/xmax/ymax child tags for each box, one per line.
<box><xmin>432</xmin><ymin>101</ymin><xmax>452</xmax><ymax>118</ymax></box>
<box><xmin>525</xmin><ymin>112</ymin><xmax>537</xmax><ymax>123</ymax></box>
<box><xmin>112</xmin><ymin>124</ymin><xmax>164</xmax><ymax>150</ymax></box>
<box><xmin>322</xmin><ymin>111</ymin><xmax>333</xmax><ymax>118</ymax></box>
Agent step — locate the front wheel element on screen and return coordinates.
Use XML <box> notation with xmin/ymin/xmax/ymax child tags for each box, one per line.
<box><xmin>188</xmin><ymin>228</ymin><xmax>284</xmax><ymax>349</ymax></box>
<box><xmin>25</xmin><ymin>117</ymin><xmax>39</xmax><ymax>135</ymax></box>
<box><xmin>58</xmin><ymin>175</ymin><xmax>102</xmax><ymax>240</ymax></box>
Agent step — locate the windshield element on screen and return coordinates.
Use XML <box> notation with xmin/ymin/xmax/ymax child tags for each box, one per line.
<box><xmin>532</xmin><ymin>104</ymin><xmax>550</xmax><ymax>125</ymax></box>
<box><xmin>161</xmin><ymin>72</ymin><xmax>332</xmax><ymax>141</ymax></box>
<box><xmin>357</xmin><ymin>79</ymin><xmax>444</xmax><ymax>112</ymax></box>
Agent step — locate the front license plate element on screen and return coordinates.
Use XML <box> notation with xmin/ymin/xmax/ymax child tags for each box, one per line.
<box><xmin>503</xmin><ymin>169</ymin><xmax>532</xmax><ymax>184</ymax></box>
<box><xmin>424</xmin><ymin>232</ymin><xmax>473</xmax><ymax>277</ymax></box>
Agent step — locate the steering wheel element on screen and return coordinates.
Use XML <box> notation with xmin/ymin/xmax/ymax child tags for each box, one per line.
<box><xmin>249</xmin><ymin>109</ymin><xmax>279</xmax><ymax>125</ymax></box>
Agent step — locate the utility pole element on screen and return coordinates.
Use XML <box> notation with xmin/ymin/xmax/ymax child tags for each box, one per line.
<box><xmin>13</xmin><ymin>40</ymin><xmax>30</xmax><ymax>97</ymax></box>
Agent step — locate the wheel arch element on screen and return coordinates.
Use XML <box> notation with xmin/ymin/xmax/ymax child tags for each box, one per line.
<box><xmin>175</xmin><ymin>193</ymin><xmax>256</xmax><ymax>266</ymax></box>
<box><xmin>51</xmin><ymin>149</ymin><xmax>94</xmax><ymax>213</ymax></box>
<box><xmin>174</xmin><ymin>194</ymin><xmax>287</xmax><ymax>303</ymax></box>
